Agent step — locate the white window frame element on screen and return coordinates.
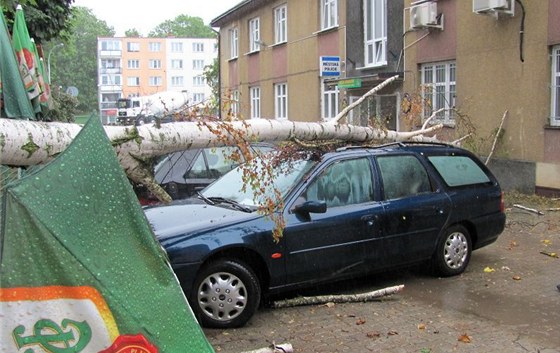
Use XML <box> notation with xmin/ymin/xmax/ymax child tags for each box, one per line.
<box><xmin>274</xmin><ymin>5</ymin><xmax>287</xmax><ymax>44</ymax></box>
<box><xmin>274</xmin><ymin>83</ymin><xmax>288</xmax><ymax>120</ymax></box>
<box><xmin>148</xmin><ymin>59</ymin><xmax>161</xmax><ymax>69</ymax></box>
<box><xmin>250</xmin><ymin>87</ymin><xmax>261</xmax><ymax>119</ymax></box>
<box><xmin>193</xmin><ymin>59</ymin><xmax>205</xmax><ymax>70</ymax></box>
<box><xmin>231</xmin><ymin>90</ymin><xmax>240</xmax><ymax>116</ymax></box>
<box><xmin>127</xmin><ymin>42</ymin><xmax>140</xmax><ymax>52</ymax></box>
<box><xmin>193</xmin><ymin>76</ymin><xmax>205</xmax><ymax>86</ymax></box>
<box><xmin>171</xmin><ymin>59</ymin><xmax>183</xmax><ymax>69</ymax></box>
<box><xmin>552</xmin><ymin>45</ymin><xmax>560</xmax><ymax>126</ymax></box>
<box><xmin>249</xmin><ymin>17</ymin><xmax>261</xmax><ymax>53</ymax></box>
<box><xmin>321</xmin><ymin>0</ymin><xmax>338</xmax><ymax>30</ymax></box>
<box><xmin>149</xmin><ymin>42</ymin><xmax>161</xmax><ymax>52</ymax></box>
<box><xmin>229</xmin><ymin>27</ymin><xmax>239</xmax><ymax>59</ymax></box>
<box><xmin>193</xmin><ymin>42</ymin><xmax>204</xmax><ymax>52</ymax></box>
<box><xmin>127</xmin><ymin>77</ymin><xmax>140</xmax><ymax>86</ymax></box>
<box><xmin>149</xmin><ymin>76</ymin><xmax>162</xmax><ymax>86</ymax></box>
<box><xmin>364</xmin><ymin>0</ymin><xmax>387</xmax><ymax>67</ymax></box>
<box><xmin>322</xmin><ymin>81</ymin><xmax>339</xmax><ymax>120</ymax></box>
<box><xmin>171</xmin><ymin>42</ymin><xmax>183</xmax><ymax>53</ymax></box>
<box><xmin>171</xmin><ymin>76</ymin><xmax>184</xmax><ymax>86</ymax></box>
<box><xmin>101</xmin><ymin>74</ymin><xmax>121</xmax><ymax>85</ymax></box>
<box><xmin>100</xmin><ymin>40</ymin><xmax>121</xmax><ymax>51</ymax></box>
<box><xmin>193</xmin><ymin>93</ymin><xmax>205</xmax><ymax>104</ymax></box>
<box><xmin>421</xmin><ymin>61</ymin><xmax>456</xmax><ymax>125</ymax></box>
<box><xmin>127</xmin><ymin>59</ymin><xmax>139</xmax><ymax>69</ymax></box>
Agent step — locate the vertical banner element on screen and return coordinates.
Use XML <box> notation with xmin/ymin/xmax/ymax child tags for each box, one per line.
<box><xmin>0</xmin><ymin>117</ymin><xmax>215</xmax><ymax>352</ymax></box>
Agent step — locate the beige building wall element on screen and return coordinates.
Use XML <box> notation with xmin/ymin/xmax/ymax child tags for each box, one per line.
<box><xmin>121</xmin><ymin>37</ymin><xmax>167</xmax><ymax>97</ymax></box>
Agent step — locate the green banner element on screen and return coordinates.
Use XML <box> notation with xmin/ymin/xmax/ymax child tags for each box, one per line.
<box><xmin>0</xmin><ymin>116</ymin><xmax>215</xmax><ymax>352</ymax></box>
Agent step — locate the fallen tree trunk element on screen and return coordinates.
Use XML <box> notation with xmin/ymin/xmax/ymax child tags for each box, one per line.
<box><xmin>272</xmin><ymin>285</ymin><xmax>404</xmax><ymax>309</ymax></box>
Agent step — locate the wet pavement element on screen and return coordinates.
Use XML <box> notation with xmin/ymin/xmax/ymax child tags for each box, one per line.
<box><xmin>204</xmin><ymin>207</ymin><xmax>560</xmax><ymax>353</ymax></box>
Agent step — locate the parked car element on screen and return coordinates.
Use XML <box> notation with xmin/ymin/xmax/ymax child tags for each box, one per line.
<box><xmin>136</xmin><ymin>143</ymin><xmax>274</xmax><ymax>204</ymax></box>
<box><xmin>145</xmin><ymin>142</ymin><xmax>506</xmax><ymax>328</ymax></box>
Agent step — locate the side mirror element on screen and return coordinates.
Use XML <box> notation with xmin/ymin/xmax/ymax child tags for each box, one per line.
<box><xmin>294</xmin><ymin>200</ymin><xmax>327</xmax><ymax>215</ymax></box>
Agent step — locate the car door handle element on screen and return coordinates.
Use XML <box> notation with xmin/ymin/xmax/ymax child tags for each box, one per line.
<box><xmin>361</xmin><ymin>215</ymin><xmax>376</xmax><ymax>226</ymax></box>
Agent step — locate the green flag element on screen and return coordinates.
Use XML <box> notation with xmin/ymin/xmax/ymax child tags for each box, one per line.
<box><xmin>0</xmin><ymin>116</ymin><xmax>215</xmax><ymax>352</ymax></box>
<box><xmin>0</xmin><ymin>6</ymin><xmax>34</xmax><ymax>119</ymax></box>
<box><xmin>12</xmin><ymin>5</ymin><xmax>41</xmax><ymax>104</ymax></box>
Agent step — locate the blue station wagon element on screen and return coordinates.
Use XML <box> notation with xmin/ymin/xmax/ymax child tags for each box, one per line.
<box><xmin>145</xmin><ymin>142</ymin><xmax>506</xmax><ymax>328</ymax></box>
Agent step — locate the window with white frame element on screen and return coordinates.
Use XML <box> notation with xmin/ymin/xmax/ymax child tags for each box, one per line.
<box><xmin>274</xmin><ymin>5</ymin><xmax>287</xmax><ymax>44</ymax></box>
<box><xmin>250</xmin><ymin>87</ymin><xmax>261</xmax><ymax>119</ymax></box>
<box><xmin>231</xmin><ymin>90</ymin><xmax>240</xmax><ymax>116</ymax></box>
<box><xmin>552</xmin><ymin>45</ymin><xmax>560</xmax><ymax>126</ymax></box>
<box><xmin>127</xmin><ymin>59</ymin><xmax>139</xmax><ymax>69</ymax></box>
<box><xmin>149</xmin><ymin>59</ymin><xmax>161</xmax><ymax>69</ymax></box>
<box><xmin>274</xmin><ymin>83</ymin><xmax>288</xmax><ymax>119</ymax></box>
<box><xmin>364</xmin><ymin>0</ymin><xmax>387</xmax><ymax>67</ymax></box>
<box><xmin>149</xmin><ymin>76</ymin><xmax>162</xmax><ymax>86</ymax></box>
<box><xmin>101</xmin><ymin>75</ymin><xmax>121</xmax><ymax>85</ymax></box>
<box><xmin>321</xmin><ymin>0</ymin><xmax>338</xmax><ymax>30</ymax></box>
<box><xmin>193</xmin><ymin>42</ymin><xmax>204</xmax><ymax>52</ymax></box>
<box><xmin>193</xmin><ymin>93</ymin><xmax>205</xmax><ymax>104</ymax></box>
<box><xmin>171</xmin><ymin>42</ymin><xmax>183</xmax><ymax>52</ymax></box>
<box><xmin>229</xmin><ymin>27</ymin><xmax>239</xmax><ymax>59</ymax></box>
<box><xmin>149</xmin><ymin>42</ymin><xmax>161</xmax><ymax>52</ymax></box>
<box><xmin>127</xmin><ymin>42</ymin><xmax>140</xmax><ymax>52</ymax></box>
<box><xmin>171</xmin><ymin>76</ymin><xmax>184</xmax><ymax>86</ymax></box>
<box><xmin>100</xmin><ymin>40</ymin><xmax>121</xmax><ymax>51</ymax></box>
<box><xmin>171</xmin><ymin>59</ymin><xmax>183</xmax><ymax>69</ymax></box>
<box><xmin>101</xmin><ymin>59</ymin><xmax>120</xmax><ymax>69</ymax></box>
<box><xmin>193</xmin><ymin>76</ymin><xmax>205</xmax><ymax>86</ymax></box>
<box><xmin>249</xmin><ymin>17</ymin><xmax>261</xmax><ymax>52</ymax></box>
<box><xmin>127</xmin><ymin>77</ymin><xmax>140</xmax><ymax>86</ymax></box>
<box><xmin>193</xmin><ymin>59</ymin><xmax>205</xmax><ymax>70</ymax></box>
<box><xmin>322</xmin><ymin>82</ymin><xmax>339</xmax><ymax>120</ymax></box>
<box><xmin>421</xmin><ymin>61</ymin><xmax>456</xmax><ymax>124</ymax></box>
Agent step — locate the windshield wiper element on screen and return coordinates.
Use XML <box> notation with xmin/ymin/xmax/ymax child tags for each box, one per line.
<box><xmin>197</xmin><ymin>192</ymin><xmax>216</xmax><ymax>205</ymax></box>
<box><xmin>207</xmin><ymin>197</ymin><xmax>253</xmax><ymax>213</ymax></box>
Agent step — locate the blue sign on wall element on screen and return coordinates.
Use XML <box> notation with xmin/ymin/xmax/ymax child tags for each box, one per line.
<box><xmin>320</xmin><ymin>56</ymin><xmax>340</xmax><ymax>77</ymax></box>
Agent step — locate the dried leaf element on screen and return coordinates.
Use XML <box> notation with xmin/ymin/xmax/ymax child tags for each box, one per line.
<box><xmin>387</xmin><ymin>330</ymin><xmax>399</xmax><ymax>336</ymax></box>
<box><xmin>418</xmin><ymin>323</ymin><xmax>426</xmax><ymax>330</ymax></box>
<box><xmin>324</xmin><ymin>302</ymin><xmax>335</xmax><ymax>308</ymax></box>
<box><xmin>512</xmin><ymin>275</ymin><xmax>522</xmax><ymax>281</ymax></box>
<box><xmin>458</xmin><ymin>334</ymin><xmax>472</xmax><ymax>343</ymax></box>
<box><xmin>540</xmin><ymin>251</ymin><xmax>559</xmax><ymax>258</ymax></box>
<box><xmin>542</xmin><ymin>239</ymin><xmax>552</xmax><ymax>246</ymax></box>
<box><xmin>356</xmin><ymin>318</ymin><xmax>366</xmax><ymax>325</ymax></box>
<box><xmin>484</xmin><ymin>267</ymin><xmax>496</xmax><ymax>273</ymax></box>
<box><xmin>366</xmin><ymin>331</ymin><xmax>381</xmax><ymax>339</ymax></box>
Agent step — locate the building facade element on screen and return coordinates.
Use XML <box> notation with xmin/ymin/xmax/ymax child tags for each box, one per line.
<box><xmin>212</xmin><ymin>0</ymin><xmax>560</xmax><ymax>195</ymax></box>
<box><xmin>97</xmin><ymin>36</ymin><xmax>217</xmax><ymax>124</ymax></box>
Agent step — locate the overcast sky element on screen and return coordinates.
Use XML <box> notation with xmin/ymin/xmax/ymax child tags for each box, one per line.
<box><xmin>72</xmin><ymin>0</ymin><xmax>242</xmax><ymax>36</ymax></box>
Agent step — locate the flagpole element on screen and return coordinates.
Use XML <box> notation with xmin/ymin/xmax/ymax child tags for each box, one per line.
<box><xmin>47</xmin><ymin>43</ymin><xmax>63</xmax><ymax>84</ymax></box>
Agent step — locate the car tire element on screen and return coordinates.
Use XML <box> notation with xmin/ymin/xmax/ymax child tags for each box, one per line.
<box><xmin>191</xmin><ymin>259</ymin><xmax>261</xmax><ymax>328</ymax></box>
<box><xmin>432</xmin><ymin>225</ymin><xmax>472</xmax><ymax>277</ymax></box>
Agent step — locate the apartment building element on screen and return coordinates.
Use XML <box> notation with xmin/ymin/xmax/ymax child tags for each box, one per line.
<box><xmin>97</xmin><ymin>36</ymin><xmax>217</xmax><ymax>124</ymax></box>
<box><xmin>212</xmin><ymin>0</ymin><xmax>559</xmax><ymax>196</ymax></box>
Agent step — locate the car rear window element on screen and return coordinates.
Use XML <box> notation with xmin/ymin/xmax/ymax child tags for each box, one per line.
<box><xmin>428</xmin><ymin>156</ymin><xmax>491</xmax><ymax>187</ymax></box>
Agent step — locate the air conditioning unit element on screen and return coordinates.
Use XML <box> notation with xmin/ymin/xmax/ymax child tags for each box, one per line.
<box><xmin>473</xmin><ymin>0</ymin><xmax>514</xmax><ymax>16</ymax></box>
<box><xmin>410</xmin><ymin>2</ymin><xmax>443</xmax><ymax>30</ymax></box>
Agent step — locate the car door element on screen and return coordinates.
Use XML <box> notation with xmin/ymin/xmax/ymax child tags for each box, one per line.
<box><xmin>282</xmin><ymin>157</ymin><xmax>385</xmax><ymax>286</ymax></box>
<box><xmin>375</xmin><ymin>154</ymin><xmax>451</xmax><ymax>266</ymax></box>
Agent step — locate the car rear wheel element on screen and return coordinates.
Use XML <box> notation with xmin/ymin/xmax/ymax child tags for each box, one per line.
<box><xmin>191</xmin><ymin>259</ymin><xmax>261</xmax><ymax>328</ymax></box>
<box><xmin>432</xmin><ymin>225</ymin><xmax>472</xmax><ymax>277</ymax></box>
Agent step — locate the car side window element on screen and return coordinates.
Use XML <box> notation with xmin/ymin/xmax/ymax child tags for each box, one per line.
<box><xmin>302</xmin><ymin>158</ymin><xmax>374</xmax><ymax>208</ymax></box>
<box><xmin>185</xmin><ymin>152</ymin><xmax>208</xmax><ymax>179</ymax></box>
<box><xmin>428</xmin><ymin>155</ymin><xmax>491</xmax><ymax>187</ymax></box>
<box><xmin>205</xmin><ymin>147</ymin><xmax>239</xmax><ymax>178</ymax></box>
<box><xmin>377</xmin><ymin>155</ymin><xmax>432</xmax><ymax>200</ymax></box>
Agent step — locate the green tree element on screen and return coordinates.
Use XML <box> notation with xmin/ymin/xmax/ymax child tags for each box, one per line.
<box><xmin>1</xmin><ymin>0</ymin><xmax>75</xmax><ymax>43</ymax></box>
<box><xmin>203</xmin><ymin>58</ymin><xmax>219</xmax><ymax>110</ymax></box>
<box><xmin>125</xmin><ymin>28</ymin><xmax>141</xmax><ymax>37</ymax></box>
<box><xmin>149</xmin><ymin>14</ymin><xmax>215</xmax><ymax>38</ymax></box>
<box><xmin>49</xmin><ymin>6</ymin><xmax>114</xmax><ymax>113</ymax></box>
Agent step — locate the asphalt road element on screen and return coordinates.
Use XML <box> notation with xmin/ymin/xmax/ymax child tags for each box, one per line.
<box><xmin>204</xmin><ymin>207</ymin><xmax>560</xmax><ymax>353</ymax></box>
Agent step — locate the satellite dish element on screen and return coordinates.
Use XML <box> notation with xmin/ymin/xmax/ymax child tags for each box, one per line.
<box><xmin>66</xmin><ymin>86</ymin><xmax>79</xmax><ymax>97</ymax></box>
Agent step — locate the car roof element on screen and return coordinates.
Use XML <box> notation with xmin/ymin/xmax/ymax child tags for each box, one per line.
<box><xmin>322</xmin><ymin>141</ymin><xmax>470</xmax><ymax>159</ymax></box>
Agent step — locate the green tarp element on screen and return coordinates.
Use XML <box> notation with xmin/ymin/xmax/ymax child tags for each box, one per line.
<box><xmin>0</xmin><ymin>116</ymin><xmax>214</xmax><ymax>352</ymax></box>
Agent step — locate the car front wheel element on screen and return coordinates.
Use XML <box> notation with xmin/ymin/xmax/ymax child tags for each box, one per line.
<box><xmin>191</xmin><ymin>259</ymin><xmax>261</xmax><ymax>328</ymax></box>
<box><xmin>432</xmin><ymin>225</ymin><xmax>472</xmax><ymax>277</ymax></box>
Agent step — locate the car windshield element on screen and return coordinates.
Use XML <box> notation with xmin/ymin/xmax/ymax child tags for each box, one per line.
<box><xmin>201</xmin><ymin>158</ymin><xmax>317</xmax><ymax>207</ymax></box>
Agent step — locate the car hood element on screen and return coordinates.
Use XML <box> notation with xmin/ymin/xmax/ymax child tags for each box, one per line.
<box><xmin>144</xmin><ymin>201</ymin><xmax>261</xmax><ymax>240</ymax></box>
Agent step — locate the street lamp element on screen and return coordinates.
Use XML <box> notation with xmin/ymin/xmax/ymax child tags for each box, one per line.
<box><xmin>47</xmin><ymin>43</ymin><xmax>64</xmax><ymax>84</ymax></box>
